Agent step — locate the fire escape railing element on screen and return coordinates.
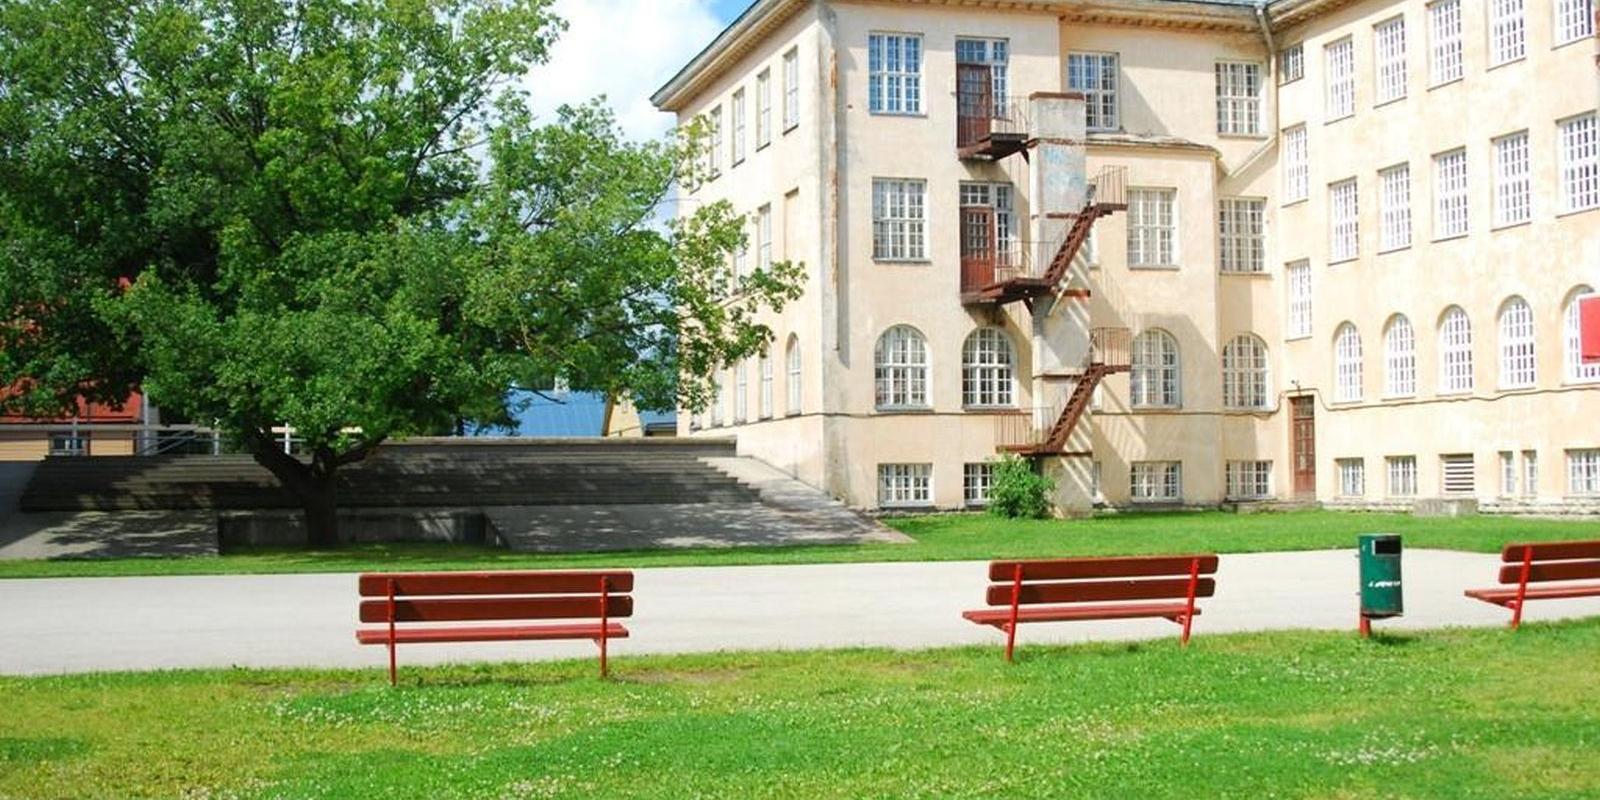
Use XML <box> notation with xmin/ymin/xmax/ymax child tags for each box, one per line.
<box><xmin>993</xmin><ymin>326</ymin><xmax>1132</xmax><ymax>455</ymax></box>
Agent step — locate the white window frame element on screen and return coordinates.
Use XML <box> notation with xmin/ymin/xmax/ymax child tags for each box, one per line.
<box><xmin>1218</xmin><ymin>197</ymin><xmax>1265</xmax><ymax>274</ymax></box>
<box><xmin>734</xmin><ymin>361</ymin><xmax>749</xmax><ymax>422</ymax></box>
<box><xmin>1127</xmin><ymin>188</ymin><xmax>1177</xmax><ymax>267</ymax></box>
<box><xmin>878</xmin><ymin>463</ymin><xmax>932</xmax><ymax>507</ymax></box>
<box><xmin>756</xmin><ymin>204</ymin><xmax>773</xmax><ymax>271</ymax></box>
<box><xmin>710</xmin><ymin>373</ymin><xmax>725</xmax><ymax>427</ymax></box>
<box><xmin>1498</xmin><ymin>296</ymin><xmax>1536</xmax><ymax>389</ymax></box>
<box><xmin>1500</xmin><ymin>450</ymin><xmax>1518</xmax><ymax>497</ymax></box>
<box><xmin>759</xmin><ymin>349</ymin><xmax>774</xmax><ymax>419</ymax></box>
<box><xmin>1374</xmin><ymin>17</ymin><xmax>1408</xmax><ymax>105</ymax></box>
<box><xmin>1438</xmin><ymin>306</ymin><xmax>1475</xmax><ymax>394</ymax></box>
<box><xmin>1492</xmin><ymin>131</ymin><xmax>1531</xmax><ymax>228</ymax></box>
<box><xmin>1324</xmin><ymin>38</ymin><xmax>1354</xmax><ymax>122</ymax></box>
<box><xmin>1432</xmin><ymin>148</ymin><xmax>1468</xmax><ymax>240</ymax></box>
<box><xmin>1560</xmin><ymin>113</ymin><xmax>1599</xmax><ymax>214</ymax></box>
<box><xmin>956</xmin><ymin>38</ymin><xmax>1009</xmax><ymax>114</ymax></box>
<box><xmin>706</xmin><ymin>107</ymin><xmax>723</xmax><ymax>178</ymax></box>
<box><xmin>961</xmin><ymin>328</ymin><xmax>1016</xmax><ymax>408</ymax></box>
<box><xmin>1337</xmin><ymin>458</ymin><xmax>1366</xmax><ymax>497</ymax></box>
<box><xmin>868</xmin><ymin>33</ymin><xmax>923</xmax><ymax>115</ymax></box>
<box><xmin>1329</xmin><ymin>178</ymin><xmax>1359</xmax><ymax>263</ymax></box>
<box><xmin>1222</xmin><ymin>334</ymin><xmax>1270</xmax><ymax>410</ymax></box>
<box><xmin>1214</xmin><ymin>61</ymin><xmax>1262</xmax><ymax>135</ymax></box>
<box><xmin>871</xmin><ymin>178</ymin><xmax>927</xmax><ymax>261</ymax></box>
<box><xmin>1387</xmin><ymin>455</ymin><xmax>1418</xmax><ymax>497</ymax></box>
<box><xmin>782</xmin><ymin>48</ymin><xmax>800</xmax><ymax>131</ymax></box>
<box><xmin>1379</xmin><ymin>164</ymin><xmax>1412</xmax><ymax>252</ymax></box>
<box><xmin>1568</xmin><ymin>449</ymin><xmax>1600</xmax><ymax>496</ymax></box>
<box><xmin>1489</xmin><ymin>0</ymin><xmax>1526</xmax><ymax>67</ymax></box>
<box><xmin>1384</xmin><ymin>315</ymin><xmax>1417</xmax><ymax>397</ymax></box>
<box><xmin>1283</xmin><ymin>125</ymin><xmax>1309</xmax><ymax>204</ymax></box>
<box><xmin>1278</xmin><ymin>44</ymin><xmax>1304</xmax><ymax>84</ymax></box>
<box><xmin>1287</xmin><ymin>260</ymin><xmax>1312</xmax><ymax>340</ymax></box>
<box><xmin>1067</xmin><ymin>52</ymin><xmax>1119</xmax><ymax>131</ymax></box>
<box><xmin>1523</xmin><ymin>450</ymin><xmax>1539</xmax><ymax>497</ymax></box>
<box><xmin>1334</xmin><ymin>323</ymin><xmax>1364</xmax><ymax>403</ymax></box>
<box><xmin>1564</xmin><ymin>287</ymin><xmax>1600</xmax><ymax>382</ymax></box>
<box><xmin>1226</xmin><ymin>460</ymin><xmax>1273</xmax><ymax>500</ymax></box>
<box><xmin>785</xmin><ymin>335</ymin><xmax>802</xmax><ymax>415</ymax></box>
<box><xmin>1556</xmin><ymin>0</ymin><xmax>1596</xmax><ymax>45</ymax></box>
<box><xmin>730</xmin><ymin>88</ymin><xmax>746</xmax><ymax>165</ymax></box>
<box><xmin>1428</xmin><ymin>0</ymin><xmax>1464</xmax><ymax>86</ymax></box>
<box><xmin>1131</xmin><ymin>329</ymin><xmax>1181</xmax><ymax>408</ymax></box>
<box><xmin>755</xmin><ymin>69</ymin><xmax>772</xmax><ymax>149</ymax></box>
<box><xmin>874</xmin><ymin>325</ymin><xmax>929</xmax><ymax>409</ymax></box>
<box><xmin>963</xmin><ymin>462</ymin><xmax>995</xmax><ymax>507</ymax></box>
<box><xmin>1130</xmin><ymin>461</ymin><xmax>1182</xmax><ymax>503</ymax></box>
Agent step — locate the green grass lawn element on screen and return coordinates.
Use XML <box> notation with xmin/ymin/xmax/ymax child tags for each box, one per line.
<box><xmin>1</xmin><ymin>509</ymin><xmax>1596</xmax><ymax>579</ymax></box>
<box><xmin>3</xmin><ymin>620</ymin><xmax>1598</xmax><ymax>799</ymax></box>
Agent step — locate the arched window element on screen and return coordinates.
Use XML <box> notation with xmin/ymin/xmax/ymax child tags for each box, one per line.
<box><xmin>1383</xmin><ymin>315</ymin><xmax>1416</xmax><ymax>397</ymax></box>
<box><xmin>1334</xmin><ymin>323</ymin><xmax>1363</xmax><ymax>402</ymax></box>
<box><xmin>785</xmin><ymin>334</ymin><xmax>802</xmax><ymax>415</ymax></box>
<box><xmin>961</xmin><ymin>328</ymin><xmax>1016</xmax><ymax>407</ymax></box>
<box><xmin>1221</xmin><ymin>334</ymin><xmax>1269</xmax><ymax>409</ymax></box>
<box><xmin>875</xmin><ymin>325</ymin><xmax>929</xmax><ymax>409</ymax></box>
<box><xmin>1564</xmin><ymin>286</ymin><xmax>1600</xmax><ymax>383</ymax></box>
<box><xmin>1439</xmin><ymin>306</ymin><xmax>1474</xmax><ymax>393</ymax></box>
<box><xmin>1130</xmin><ymin>329</ymin><xmax>1180</xmax><ymax>408</ymax></box>
<box><xmin>758</xmin><ymin>348</ymin><xmax>774</xmax><ymax>418</ymax></box>
<box><xmin>1498</xmin><ymin>297</ymin><xmax>1535</xmax><ymax>389</ymax></box>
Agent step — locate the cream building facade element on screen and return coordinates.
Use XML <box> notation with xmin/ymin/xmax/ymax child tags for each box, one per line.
<box><xmin>652</xmin><ymin>0</ymin><xmax>1600</xmax><ymax>514</ymax></box>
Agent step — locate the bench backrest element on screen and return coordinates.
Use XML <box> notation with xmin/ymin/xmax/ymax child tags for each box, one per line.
<box><xmin>1496</xmin><ymin>540</ymin><xmax>1600</xmax><ymax>585</ymax></box>
<box><xmin>982</xmin><ymin>555</ymin><xmax>1219</xmax><ymax>606</ymax></box>
<box><xmin>357</xmin><ymin>571</ymin><xmax>634</xmax><ymax>625</ymax></box>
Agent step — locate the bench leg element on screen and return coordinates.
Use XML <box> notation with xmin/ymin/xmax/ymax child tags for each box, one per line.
<box><xmin>1179</xmin><ymin>614</ymin><xmax>1193</xmax><ymax>648</ymax></box>
<box><xmin>388</xmin><ymin>641</ymin><xmax>397</xmax><ymax>687</ymax></box>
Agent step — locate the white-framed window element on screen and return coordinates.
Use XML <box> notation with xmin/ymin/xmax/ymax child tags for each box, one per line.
<box><xmin>1215</xmin><ymin>61</ymin><xmax>1262</xmax><ymax>135</ymax></box>
<box><xmin>1492</xmin><ymin>131</ymin><xmax>1531</xmax><ymax>227</ymax></box>
<box><xmin>1329</xmin><ymin>178</ymin><xmax>1359</xmax><ymax>262</ymax></box>
<box><xmin>878</xmin><ymin>463</ymin><xmax>931</xmax><ymax>507</ymax></box>
<box><xmin>1439</xmin><ymin>306</ymin><xmax>1474</xmax><ymax>393</ymax></box>
<box><xmin>874</xmin><ymin>325</ymin><xmax>929</xmax><ymax>409</ymax></box>
<box><xmin>1283</xmin><ymin>125</ymin><xmax>1309</xmax><ymax>203</ymax></box>
<box><xmin>1127</xmin><ymin>188</ymin><xmax>1177</xmax><ymax>267</ymax></box>
<box><xmin>1379</xmin><ymin>164</ymin><xmax>1412</xmax><ymax>251</ymax></box>
<box><xmin>1557</xmin><ymin>0</ymin><xmax>1596</xmax><ymax>45</ymax></box>
<box><xmin>1384</xmin><ymin>315</ymin><xmax>1417</xmax><ymax>397</ymax></box>
<box><xmin>48</xmin><ymin>434</ymin><xmax>87</xmax><ymax>457</ymax></box>
<box><xmin>1442</xmin><ymin>453</ymin><xmax>1476</xmax><ymax>495</ymax></box>
<box><xmin>1067</xmin><ymin>52</ymin><xmax>1118</xmax><ymax>131</ymax></box>
<box><xmin>1564</xmin><ymin>286</ymin><xmax>1600</xmax><ymax>382</ymax></box>
<box><xmin>1337</xmin><ymin>458</ymin><xmax>1366</xmax><ymax>497</ymax></box>
<box><xmin>734</xmin><ymin>360</ymin><xmax>749</xmax><ymax>422</ymax></box>
<box><xmin>961</xmin><ymin>328</ymin><xmax>1016</xmax><ymax>408</ymax></box>
<box><xmin>1428</xmin><ymin>0</ymin><xmax>1463</xmax><ymax>86</ymax></box>
<box><xmin>1387</xmin><ymin>455</ymin><xmax>1418</xmax><ymax>497</ymax></box>
<box><xmin>1130</xmin><ymin>461</ymin><xmax>1182</xmax><ymax>502</ymax></box>
<box><xmin>756</xmin><ymin>204</ymin><xmax>773</xmax><ymax>270</ymax></box>
<box><xmin>1287</xmin><ymin>260</ymin><xmax>1312</xmax><ymax>339</ymax></box>
<box><xmin>732</xmin><ymin>223</ymin><xmax>749</xmax><ymax>277</ymax></box>
<box><xmin>710</xmin><ymin>373</ymin><xmax>726</xmax><ymax>426</ymax></box>
<box><xmin>1334</xmin><ymin>322</ymin><xmax>1364</xmax><ymax>402</ymax></box>
<box><xmin>960</xmin><ymin>181</ymin><xmax>1018</xmax><ymax>266</ymax></box>
<box><xmin>1560</xmin><ymin>113</ymin><xmax>1599</xmax><ymax>214</ymax></box>
<box><xmin>706</xmin><ymin>106</ymin><xmax>723</xmax><ymax>177</ymax></box>
<box><xmin>956</xmin><ymin>38</ymin><xmax>1009</xmax><ymax>113</ymax></box>
<box><xmin>1568</xmin><ymin>450</ymin><xmax>1600</xmax><ymax>495</ymax></box>
<box><xmin>963</xmin><ymin>462</ymin><xmax>995</xmax><ymax>507</ymax></box>
<box><xmin>1489</xmin><ymin>0</ymin><xmax>1526</xmax><ymax>66</ymax></box>
<box><xmin>759</xmin><ymin>348</ymin><xmax>774</xmax><ymax>419</ymax></box>
<box><xmin>1500</xmin><ymin>451</ymin><xmax>1517</xmax><ymax>497</ymax></box>
<box><xmin>785</xmin><ymin>335</ymin><xmax>802</xmax><ymax>415</ymax></box>
<box><xmin>868</xmin><ymin>33</ymin><xmax>922</xmax><ymax>115</ymax></box>
<box><xmin>1523</xmin><ymin>450</ymin><xmax>1539</xmax><ymax>497</ymax></box>
<box><xmin>1222</xmin><ymin>334</ymin><xmax>1270</xmax><ymax>410</ymax></box>
<box><xmin>1433</xmin><ymin>149</ymin><xmax>1468</xmax><ymax>239</ymax></box>
<box><xmin>1091</xmin><ymin>460</ymin><xmax>1104</xmax><ymax>503</ymax></box>
<box><xmin>1279</xmin><ymin>44</ymin><xmax>1304</xmax><ymax>84</ymax></box>
<box><xmin>782</xmin><ymin>48</ymin><xmax>800</xmax><ymax>131</ymax></box>
<box><xmin>1374</xmin><ymin>17</ymin><xmax>1408</xmax><ymax>104</ymax></box>
<box><xmin>755</xmin><ymin>69</ymin><xmax>772</xmax><ymax>148</ymax></box>
<box><xmin>871</xmin><ymin>178</ymin><xmax>926</xmax><ymax>261</ymax></box>
<box><xmin>1498</xmin><ymin>296</ymin><xmax>1536</xmax><ymax>389</ymax></box>
<box><xmin>1131</xmin><ymin>329</ymin><xmax>1181</xmax><ymax>408</ymax></box>
<box><xmin>1218</xmin><ymin>197</ymin><xmax>1265</xmax><ymax>273</ymax></box>
<box><xmin>1324</xmin><ymin>38</ymin><xmax>1354</xmax><ymax>122</ymax></box>
<box><xmin>1226</xmin><ymin>460</ymin><xmax>1273</xmax><ymax>500</ymax></box>
<box><xmin>731</xmin><ymin>88</ymin><xmax>746</xmax><ymax>165</ymax></box>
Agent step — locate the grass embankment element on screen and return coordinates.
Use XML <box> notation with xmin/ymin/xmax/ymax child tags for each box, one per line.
<box><xmin>2</xmin><ymin>620</ymin><xmax>1598</xmax><ymax>798</ymax></box>
<box><xmin>1</xmin><ymin>509</ymin><xmax>1596</xmax><ymax>579</ymax></box>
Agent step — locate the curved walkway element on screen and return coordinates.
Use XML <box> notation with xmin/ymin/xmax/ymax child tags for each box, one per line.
<box><xmin>3</xmin><ymin>549</ymin><xmax>1598</xmax><ymax>675</ymax></box>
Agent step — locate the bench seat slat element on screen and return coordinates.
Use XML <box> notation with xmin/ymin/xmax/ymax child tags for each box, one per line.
<box><xmin>984</xmin><ymin>577</ymin><xmax>1215</xmax><ymax>606</ymax></box>
<box><xmin>1464</xmin><ymin>583</ymin><xmax>1600</xmax><ymax>605</ymax></box>
<box><xmin>962</xmin><ymin>603</ymin><xmax>1199</xmax><ymax>628</ymax></box>
<box><xmin>988</xmin><ymin>555</ymin><xmax>1218</xmax><ymax>582</ymax></box>
<box><xmin>359</xmin><ymin>595</ymin><xmax>634</xmax><ymax>624</ymax></box>
<box><xmin>358</xmin><ymin>571</ymin><xmax>633</xmax><ymax>597</ymax></box>
<box><xmin>1499</xmin><ymin>540</ymin><xmax>1600</xmax><ymax>563</ymax></box>
<box><xmin>357</xmin><ymin>622</ymin><xmax>629</xmax><ymax>645</ymax></box>
<box><xmin>1495</xmin><ymin>560</ymin><xmax>1600</xmax><ymax>585</ymax></box>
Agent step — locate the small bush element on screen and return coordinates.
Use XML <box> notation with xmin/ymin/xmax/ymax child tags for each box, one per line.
<box><xmin>987</xmin><ymin>456</ymin><xmax>1055</xmax><ymax>519</ymax></box>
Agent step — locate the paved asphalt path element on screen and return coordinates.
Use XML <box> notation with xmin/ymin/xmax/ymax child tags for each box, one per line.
<box><xmin>4</xmin><ymin>549</ymin><xmax>1599</xmax><ymax>675</ymax></box>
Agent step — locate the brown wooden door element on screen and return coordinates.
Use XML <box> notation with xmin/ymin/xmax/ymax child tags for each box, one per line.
<box><xmin>956</xmin><ymin>63</ymin><xmax>992</xmax><ymax>146</ymax></box>
<box><xmin>960</xmin><ymin>205</ymin><xmax>994</xmax><ymax>292</ymax></box>
<box><xmin>1291</xmin><ymin>396</ymin><xmax>1316</xmax><ymax>497</ymax></box>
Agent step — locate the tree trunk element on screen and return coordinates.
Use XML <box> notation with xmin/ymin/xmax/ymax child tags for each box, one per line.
<box><xmin>244</xmin><ymin>430</ymin><xmax>349</xmax><ymax>548</ymax></box>
<box><xmin>297</xmin><ymin>472</ymin><xmax>341</xmax><ymax>548</ymax></box>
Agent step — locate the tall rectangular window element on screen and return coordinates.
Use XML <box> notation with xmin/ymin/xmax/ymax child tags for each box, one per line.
<box><xmin>1226</xmin><ymin>461</ymin><xmax>1273</xmax><ymax>500</ymax></box>
<box><xmin>756</xmin><ymin>204</ymin><xmax>773</xmax><ymax>270</ymax></box>
<box><xmin>1557</xmin><ymin>0</ymin><xmax>1596</xmax><ymax>45</ymax></box>
<box><xmin>868</xmin><ymin>33</ymin><xmax>922</xmax><ymax>115</ymax></box>
<box><xmin>1283</xmin><ymin>125</ymin><xmax>1309</xmax><ymax>203</ymax></box>
<box><xmin>759</xmin><ymin>351</ymin><xmax>774</xmax><ymax>419</ymax></box>
<box><xmin>1215</xmin><ymin>61</ymin><xmax>1262</xmax><ymax>135</ymax></box>
<box><xmin>755</xmin><ymin>70</ymin><xmax>772</xmax><ymax>148</ymax></box>
<box><xmin>782</xmin><ymin>48</ymin><xmax>800</xmax><ymax>131</ymax></box>
<box><xmin>963</xmin><ymin>463</ymin><xmax>995</xmax><ymax>507</ymax></box>
<box><xmin>733</xmin><ymin>362</ymin><xmax>748</xmax><ymax>422</ymax></box>
<box><xmin>1433</xmin><ymin>148</ymin><xmax>1468</xmax><ymax>239</ymax></box>
<box><xmin>960</xmin><ymin>182</ymin><xmax>1017</xmax><ymax>266</ymax></box>
<box><xmin>1500</xmin><ymin>451</ymin><xmax>1517</xmax><ymax>497</ymax></box>
<box><xmin>1374</xmin><ymin>17</ymin><xmax>1408</xmax><ymax>104</ymax></box>
<box><xmin>956</xmin><ymin>38</ymin><xmax>1009</xmax><ymax>113</ymax></box>
<box><xmin>1560</xmin><ymin>113</ymin><xmax>1599</xmax><ymax>214</ymax></box>
<box><xmin>1218</xmin><ymin>198</ymin><xmax>1265</xmax><ymax>273</ymax></box>
<box><xmin>1067</xmin><ymin>52</ymin><xmax>1118</xmax><ymax>131</ymax></box>
<box><xmin>730</xmin><ymin>89</ymin><xmax>746</xmax><ymax>164</ymax></box>
<box><xmin>1492</xmin><ymin>131</ymin><xmax>1531</xmax><ymax>227</ymax></box>
<box><xmin>1442</xmin><ymin>453</ymin><xmax>1476</xmax><ymax>495</ymax></box>
<box><xmin>1570</xmin><ymin>450</ymin><xmax>1600</xmax><ymax>495</ymax></box>
<box><xmin>1278</xmin><ymin>43</ymin><xmax>1304</xmax><ymax>84</ymax></box>
<box><xmin>1489</xmin><ymin>0</ymin><xmax>1526</xmax><ymax>66</ymax></box>
<box><xmin>1325</xmin><ymin>38</ymin><xmax>1354</xmax><ymax>122</ymax></box>
<box><xmin>1428</xmin><ymin>0</ymin><xmax>1463</xmax><ymax>86</ymax></box>
<box><xmin>1287</xmin><ymin>260</ymin><xmax>1312</xmax><ymax>339</ymax></box>
<box><xmin>871</xmin><ymin>179</ymin><xmax>926</xmax><ymax>261</ymax></box>
<box><xmin>1387</xmin><ymin>456</ymin><xmax>1418</xmax><ymax>497</ymax></box>
<box><xmin>1127</xmin><ymin>188</ymin><xmax>1177</xmax><ymax>267</ymax></box>
<box><xmin>1379</xmin><ymin>164</ymin><xmax>1412</xmax><ymax>251</ymax></box>
<box><xmin>1337</xmin><ymin>458</ymin><xmax>1366</xmax><ymax>497</ymax></box>
<box><xmin>1523</xmin><ymin>450</ymin><xmax>1539</xmax><ymax>497</ymax></box>
<box><xmin>878</xmin><ymin>463</ymin><xmax>931</xmax><ymax>507</ymax></box>
<box><xmin>1329</xmin><ymin>178</ymin><xmax>1359</xmax><ymax>262</ymax></box>
<box><xmin>1130</xmin><ymin>461</ymin><xmax>1182</xmax><ymax>502</ymax></box>
<box><xmin>707</xmin><ymin>107</ymin><xmax>722</xmax><ymax>177</ymax></box>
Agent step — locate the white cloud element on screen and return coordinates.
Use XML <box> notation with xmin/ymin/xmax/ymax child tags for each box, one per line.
<box><xmin>526</xmin><ymin>0</ymin><xmax>724</xmax><ymax>141</ymax></box>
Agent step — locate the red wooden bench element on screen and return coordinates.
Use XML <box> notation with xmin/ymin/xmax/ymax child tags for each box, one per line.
<box><xmin>356</xmin><ymin>570</ymin><xmax>632</xmax><ymax>684</ymax></box>
<box><xmin>962</xmin><ymin>555</ymin><xmax>1219</xmax><ymax>661</ymax></box>
<box><xmin>1465</xmin><ymin>540</ymin><xmax>1600</xmax><ymax>629</ymax></box>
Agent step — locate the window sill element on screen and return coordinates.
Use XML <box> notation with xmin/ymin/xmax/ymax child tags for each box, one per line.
<box><xmin>1279</xmin><ymin>76</ymin><xmax>1303</xmax><ymax>87</ymax></box>
<box><xmin>783</xmin><ymin>123</ymin><xmax>799</xmax><ymax>134</ymax></box>
<box><xmin>1130</xmin><ymin>499</ymin><xmax>1184</xmax><ymax>506</ymax></box>
<box><xmin>1281</xmin><ymin>197</ymin><xmax>1309</xmax><ymax>209</ymax></box>
<box><xmin>1498</xmin><ymin>382</ymin><xmax>1535</xmax><ymax>392</ymax></box>
<box><xmin>1553</xmin><ymin>37</ymin><xmax>1591</xmax><ymax>51</ymax></box>
<box><xmin>1129</xmin><ymin>264</ymin><xmax>1181</xmax><ymax>271</ymax></box>
<box><xmin>868</xmin><ymin>111</ymin><xmax>927</xmax><ymax>119</ymax></box>
<box><xmin>1217</xmin><ymin>132</ymin><xmax>1268</xmax><ymax>141</ymax></box>
<box><xmin>874</xmin><ymin>258</ymin><xmax>931</xmax><ymax>265</ymax></box>
<box><xmin>1381</xmin><ymin>392</ymin><xmax>1416</xmax><ymax>401</ymax></box>
<box><xmin>1491</xmin><ymin>219</ymin><xmax>1531</xmax><ymax>232</ymax></box>
<box><xmin>1377</xmin><ymin>243</ymin><xmax>1412</xmax><ymax>255</ymax></box>
<box><xmin>1427</xmin><ymin>76</ymin><xmax>1464</xmax><ymax>92</ymax></box>
<box><xmin>1219</xmin><ymin>269</ymin><xmax>1270</xmax><ymax>277</ymax></box>
<box><xmin>875</xmin><ymin>407</ymin><xmax>934</xmax><ymax>415</ymax></box>
<box><xmin>755</xmin><ymin>141</ymin><xmax>770</xmax><ymax>153</ymax></box>
<box><xmin>1436</xmin><ymin>389</ymin><xmax>1473</xmax><ymax>398</ymax></box>
<box><xmin>1327</xmin><ymin>256</ymin><xmax>1359</xmax><ymax>266</ymax></box>
<box><xmin>1431</xmin><ymin>233</ymin><xmax>1469</xmax><ymax>244</ymax></box>
<box><xmin>1557</xmin><ymin>205</ymin><xmax>1599</xmax><ymax>219</ymax></box>
<box><xmin>1373</xmin><ymin>95</ymin><xmax>1406</xmax><ymax>110</ymax></box>
<box><xmin>964</xmin><ymin>405</ymin><xmax>1020</xmax><ymax>413</ymax></box>
<box><xmin>731</xmin><ymin>158</ymin><xmax>745</xmax><ymax>168</ymax></box>
<box><xmin>880</xmin><ymin>503</ymin><xmax>935</xmax><ymax>511</ymax></box>
<box><xmin>1325</xmin><ymin>112</ymin><xmax>1354</xmax><ymax>125</ymax></box>
<box><xmin>1131</xmin><ymin>404</ymin><xmax>1182</xmax><ymax>412</ymax></box>
<box><xmin>1486</xmin><ymin>56</ymin><xmax>1526</xmax><ymax>72</ymax></box>
<box><xmin>1284</xmin><ymin>334</ymin><xmax>1312</xmax><ymax>342</ymax></box>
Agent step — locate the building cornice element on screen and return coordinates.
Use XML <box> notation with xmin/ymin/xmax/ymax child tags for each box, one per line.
<box><xmin>651</xmin><ymin>0</ymin><xmax>811</xmax><ymax>113</ymax></box>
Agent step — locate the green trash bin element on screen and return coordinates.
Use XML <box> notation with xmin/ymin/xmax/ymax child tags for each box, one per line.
<box><xmin>1358</xmin><ymin>533</ymin><xmax>1404</xmax><ymax>620</ymax></box>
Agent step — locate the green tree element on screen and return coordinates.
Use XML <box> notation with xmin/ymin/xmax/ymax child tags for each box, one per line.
<box><xmin>0</xmin><ymin>0</ymin><xmax>801</xmax><ymax>545</ymax></box>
